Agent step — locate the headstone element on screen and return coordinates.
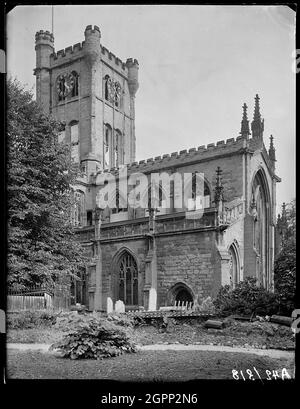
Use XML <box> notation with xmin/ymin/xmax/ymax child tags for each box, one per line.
<box><xmin>148</xmin><ymin>288</ymin><xmax>157</xmax><ymax>311</ymax></box>
<box><xmin>107</xmin><ymin>297</ymin><xmax>113</xmax><ymax>314</ymax></box>
<box><xmin>115</xmin><ymin>299</ymin><xmax>125</xmax><ymax>313</ymax></box>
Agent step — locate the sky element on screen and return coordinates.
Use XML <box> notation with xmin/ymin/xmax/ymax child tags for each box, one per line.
<box><xmin>6</xmin><ymin>5</ymin><xmax>296</xmax><ymax>214</ymax></box>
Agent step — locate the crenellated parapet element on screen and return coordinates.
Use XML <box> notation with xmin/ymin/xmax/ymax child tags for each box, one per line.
<box><xmin>101</xmin><ymin>46</ymin><xmax>127</xmax><ymax>71</ymax></box>
<box><xmin>126</xmin><ymin>58</ymin><xmax>139</xmax><ymax>96</ymax></box>
<box><xmin>50</xmin><ymin>42</ymin><xmax>85</xmax><ymax>63</ymax></box>
<box><xmin>49</xmin><ymin>25</ymin><xmax>132</xmax><ymax>75</ymax></box>
<box><xmin>90</xmin><ymin>136</ymin><xmax>251</xmax><ymax>182</ymax></box>
<box><xmin>35</xmin><ymin>30</ymin><xmax>54</xmax><ymax>46</ymax></box>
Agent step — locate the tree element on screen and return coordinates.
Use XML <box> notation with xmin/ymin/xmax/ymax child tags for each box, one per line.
<box><xmin>274</xmin><ymin>199</ymin><xmax>296</xmax><ymax>315</ymax></box>
<box><xmin>7</xmin><ymin>78</ymin><xmax>87</xmax><ymax>289</ymax></box>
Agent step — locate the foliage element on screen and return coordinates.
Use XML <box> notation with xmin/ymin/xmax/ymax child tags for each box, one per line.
<box><xmin>7</xmin><ymin>78</ymin><xmax>87</xmax><ymax>288</ymax></box>
<box><xmin>213</xmin><ymin>277</ymin><xmax>279</xmax><ymax>317</ymax></box>
<box><xmin>7</xmin><ymin>310</ymin><xmax>57</xmax><ymax>329</ymax></box>
<box><xmin>274</xmin><ymin>199</ymin><xmax>296</xmax><ymax>315</ymax></box>
<box><xmin>50</xmin><ymin>316</ymin><xmax>136</xmax><ymax>360</ymax></box>
<box><xmin>106</xmin><ymin>313</ymin><xmax>135</xmax><ymax>327</ymax></box>
<box><xmin>195</xmin><ymin>296</ymin><xmax>216</xmax><ymax>314</ymax></box>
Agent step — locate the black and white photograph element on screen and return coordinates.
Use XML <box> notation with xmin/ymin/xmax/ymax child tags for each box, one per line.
<box><xmin>3</xmin><ymin>4</ymin><xmax>296</xmax><ymax>388</ymax></box>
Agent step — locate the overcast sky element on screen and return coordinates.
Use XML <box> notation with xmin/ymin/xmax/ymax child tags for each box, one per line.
<box><xmin>7</xmin><ymin>5</ymin><xmax>295</xmax><ymax>213</ymax></box>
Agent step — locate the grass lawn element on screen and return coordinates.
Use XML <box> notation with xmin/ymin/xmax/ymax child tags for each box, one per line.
<box><xmin>6</xmin><ymin>349</ymin><xmax>294</xmax><ymax>381</ymax></box>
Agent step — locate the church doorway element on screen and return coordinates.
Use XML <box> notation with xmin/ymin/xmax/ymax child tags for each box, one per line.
<box><xmin>117</xmin><ymin>251</ymin><xmax>138</xmax><ymax>307</ymax></box>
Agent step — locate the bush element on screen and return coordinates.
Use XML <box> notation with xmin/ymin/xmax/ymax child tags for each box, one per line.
<box><xmin>50</xmin><ymin>317</ymin><xmax>136</xmax><ymax>360</ymax></box>
<box><xmin>213</xmin><ymin>277</ymin><xmax>279</xmax><ymax>317</ymax></box>
<box><xmin>7</xmin><ymin>310</ymin><xmax>57</xmax><ymax>329</ymax></box>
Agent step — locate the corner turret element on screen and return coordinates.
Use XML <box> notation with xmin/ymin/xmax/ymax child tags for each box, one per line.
<box><xmin>34</xmin><ymin>30</ymin><xmax>54</xmax><ymax>113</ymax></box>
<box><xmin>126</xmin><ymin>58</ymin><xmax>139</xmax><ymax>97</ymax></box>
<box><xmin>83</xmin><ymin>25</ymin><xmax>101</xmax><ymax>66</ymax></box>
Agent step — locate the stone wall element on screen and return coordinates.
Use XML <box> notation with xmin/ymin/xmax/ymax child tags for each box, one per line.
<box><xmin>156</xmin><ymin>230</ymin><xmax>220</xmax><ymax>307</ymax></box>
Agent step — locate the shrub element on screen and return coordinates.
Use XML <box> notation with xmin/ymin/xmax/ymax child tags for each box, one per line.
<box><xmin>7</xmin><ymin>310</ymin><xmax>57</xmax><ymax>329</ymax></box>
<box><xmin>54</xmin><ymin>311</ymin><xmax>95</xmax><ymax>332</ymax></box>
<box><xmin>213</xmin><ymin>277</ymin><xmax>279</xmax><ymax>317</ymax></box>
<box><xmin>50</xmin><ymin>317</ymin><xmax>136</xmax><ymax>360</ymax></box>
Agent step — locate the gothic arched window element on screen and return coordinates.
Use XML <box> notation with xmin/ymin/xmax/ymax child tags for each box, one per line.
<box><xmin>114</xmin><ymin>81</ymin><xmax>122</xmax><ymax>108</ymax></box>
<box><xmin>104</xmin><ymin>75</ymin><xmax>111</xmax><ymax>101</ymax></box>
<box><xmin>117</xmin><ymin>252</ymin><xmax>138</xmax><ymax>306</ymax></box>
<box><xmin>228</xmin><ymin>243</ymin><xmax>240</xmax><ymax>289</ymax></box>
<box><xmin>251</xmin><ymin>169</ymin><xmax>270</xmax><ymax>288</ymax></box>
<box><xmin>186</xmin><ymin>173</ymin><xmax>210</xmax><ymax>210</ymax></box>
<box><xmin>114</xmin><ymin>129</ymin><xmax>123</xmax><ymax>167</ymax></box>
<box><xmin>111</xmin><ymin>188</ymin><xmax>128</xmax><ymax>215</ymax></box>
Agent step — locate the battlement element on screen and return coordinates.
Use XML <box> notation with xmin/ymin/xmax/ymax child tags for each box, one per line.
<box><xmin>50</xmin><ymin>41</ymin><xmax>85</xmax><ymax>62</ymax></box>
<box><xmin>101</xmin><ymin>46</ymin><xmax>127</xmax><ymax>70</ymax></box>
<box><xmin>48</xmin><ymin>25</ymin><xmax>134</xmax><ymax>73</ymax></box>
<box><xmin>84</xmin><ymin>25</ymin><xmax>101</xmax><ymax>36</ymax></box>
<box><xmin>50</xmin><ymin>42</ymin><xmax>128</xmax><ymax>72</ymax></box>
<box><xmin>91</xmin><ymin>134</ymin><xmax>268</xmax><ymax>183</ymax></box>
<box><xmin>123</xmin><ymin>135</ymin><xmax>249</xmax><ymax>172</ymax></box>
<box><xmin>35</xmin><ymin>30</ymin><xmax>54</xmax><ymax>45</ymax></box>
<box><xmin>126</xmin><ymin>58</ymin><xmax>139</xmax><ymax>67</ymax></box>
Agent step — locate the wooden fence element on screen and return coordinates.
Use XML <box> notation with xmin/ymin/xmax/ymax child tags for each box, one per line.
<box><xmin>7</xmin><ymin>285</ymin><xmax>71</xmax><ymax>311</ymax></box>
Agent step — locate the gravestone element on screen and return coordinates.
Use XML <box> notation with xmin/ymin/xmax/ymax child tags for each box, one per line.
<box><xmin>115</xmin><ymin>300</ymin><xmax>125</xmax><ymax>313</ymax></box>
<box><xmin>107</xmin><ymin>297</ymin><xmax>113</xmax><ymax>314</ymax></box>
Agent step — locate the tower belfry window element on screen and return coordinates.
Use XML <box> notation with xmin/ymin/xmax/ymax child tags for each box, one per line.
<box><xmin>104</xmin><ymin>76</ymin><xmax>123</xmax><ymax>109</ymax></box>
<box><xmin>71</xmin><ymin>71</ymin><xmax>79</xmax><ymax>98</ymax></box>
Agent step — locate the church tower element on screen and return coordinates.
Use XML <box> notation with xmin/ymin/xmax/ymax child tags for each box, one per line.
<box><xmin>34</xmin><ymin>25</ymin><xmax>139</xmax><ymax>176</ymax></box>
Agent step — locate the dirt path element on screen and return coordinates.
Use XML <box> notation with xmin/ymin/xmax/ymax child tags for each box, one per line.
<box><xmin>6</xmin><ymin>342</ymin><xmax>294</xmax><ymax>360</ymax></box>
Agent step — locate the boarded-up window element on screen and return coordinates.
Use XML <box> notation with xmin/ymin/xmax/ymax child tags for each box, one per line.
<box><xmin>70</xmin><ymin>122</ymin><xmax>79</xmax><ymax>163</ymax></box>
<box><xmin>104</xmin><ymin>124</ymin><xmax>112</xmax><ymax>169</ymax></box>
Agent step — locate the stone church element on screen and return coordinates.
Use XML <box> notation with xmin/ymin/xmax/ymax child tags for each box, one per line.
<box><xmin>34</xmin><ymin>25</ymin><xmax>281</xmax><ymax>311</ymax></box>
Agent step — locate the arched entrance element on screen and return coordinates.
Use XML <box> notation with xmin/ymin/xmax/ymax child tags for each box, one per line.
<box><xmin>176</xmin><ymin>288</ymin><xmax>194</xmax><ymax>304</ymax></box>
<box><xmin>116</xmin><ymin>251</ymin><xmax>138</xmax><ymax>306</ymax></box>
<box><xmin>167</xmin><ymin>282</ymin><xmax>194</xmax><ymax>306</ymax></box>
